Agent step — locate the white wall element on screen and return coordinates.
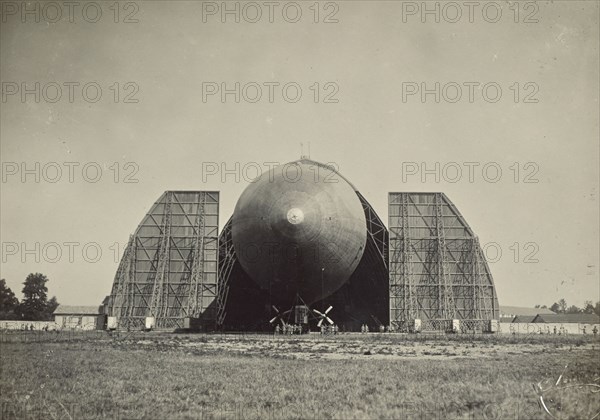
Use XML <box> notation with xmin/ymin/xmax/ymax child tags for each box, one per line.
<box><xmin>0</xmin><ymin>320</ymin><xmax>57</xmax><ymax>330</ymax></box>
<box><xmin>0</xmin><ymin>316</ymin><xmax>103</xmax><ymax>331</ymax></box>
<box><xmin>499</xmin><ymin>322</ymin><xmax>599</xmax><ymax>335</ymax></box>
<box><xmin>55</xmin><ymin>315</ymin><xmax>102</xmax><ymax>330</ymax></box>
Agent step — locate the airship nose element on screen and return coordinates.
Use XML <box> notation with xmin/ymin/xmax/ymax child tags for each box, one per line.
<box><xmin>286</xmin><ymin>208</ymin><xmax>304</xmax><ymax>225</ymax></box>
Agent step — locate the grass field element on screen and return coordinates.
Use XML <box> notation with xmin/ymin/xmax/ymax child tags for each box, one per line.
<box><xmin>1</xmin><ymin>332</ymin><xmax>599</xmax><ymax>419</ymax></box>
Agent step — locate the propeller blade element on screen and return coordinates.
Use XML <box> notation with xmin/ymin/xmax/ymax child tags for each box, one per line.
<box><xmin>317</xmin><ymin>319</ymin><xmax>323</xmax><ymax>327</ymax></box>
<box><xmin>272</xmin><ymin>305</ymin><xmax>279</xmax><ymax>313</ymax></box>
<box><xmin>326</xmin><ymin>317</ymin><xmax>334</xmax><ymax>325</ymax></box>
<box><xmin>269</xmin><ymin>316</ymin><xmax>278</xmax><ymax>324</ymax></box>
<box><xmin>325</xmin><ymin>306</ymin><xmax>333</xmax><ymax>314</ymax></box>
<box><xmin>313</xmin><ymin>309</ymin><xmax>324</xmax><ymax>317</ymax></box>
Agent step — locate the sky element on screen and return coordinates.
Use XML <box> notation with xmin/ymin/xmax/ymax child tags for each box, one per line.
<box><xmin>1</xmin><ymin>0</ymin><xmax>598</xmax><ymax>309</ymax></box>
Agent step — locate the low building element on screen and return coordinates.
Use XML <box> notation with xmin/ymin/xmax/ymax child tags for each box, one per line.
<box><xmin>512</xmin><ymin>315</ymin><xmax>536</xmax><ymax>323</ymax></box>
<box><xmin>532</xmin><ymin>313</ymin><xmax>600</xmax><ymax>324</ymax></box>
<box><xmin>53</xmin><ymin>305</ymin><xmax>105</xmax><ymax>330</ymax></box>
<box><xmin>500</xmin><ymin>313</ymin><xmax>599</xmax><ymax>334</ymax></box>
<box><xmin>499</xmin><ymin>305</ymin><xmax>555</xmax><ymax>318</ymax></box>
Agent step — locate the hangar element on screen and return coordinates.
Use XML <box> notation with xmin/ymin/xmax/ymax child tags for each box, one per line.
<box><xmin>106</xmin><ymin>159</ymin><xmax>499</xmax><ymax>332</ymax></box>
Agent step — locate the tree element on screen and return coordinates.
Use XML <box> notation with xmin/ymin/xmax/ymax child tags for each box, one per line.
<box><xmin>595</xmin><ymin>301</ymin><xmax>600</xmax><ymax>317</ymax></box>
<box><xmin>558</xmin><ymin>299</ymin><xmax>567</xmax><ymax>314</ymax></box>
<box><xmin>550</xmin><ymin>302</ymin><xmax>560</xmax><ymax>313</ymax></box>
<box><xmin>16</xmin><ymin>273</ymin><xmax>54</xmax><ymax>320</ymax></box>
<box><xmin>583</xmin><ymin>301</ymin><xmax>595</xmax><ymax>314</ymax></box>
<box><xmin>0</xmin><ymin>279</ymin><xmax>20</xmax><ymax>319</ymax></box>
<box><xmin>45</xmin><ymin>296</ymin><xmax>59</xmax><ymax>320</ymax></box>
<box><xmin>566</xmin><ymin>305</ymin><xmax>581</xmax><ymax>314</ymax></box>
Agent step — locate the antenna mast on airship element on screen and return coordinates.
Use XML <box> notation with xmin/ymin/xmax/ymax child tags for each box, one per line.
<box><xmin>300</xmin><ymin>142</ymin><xmax>311</xmax><ymax>159</ymax></box>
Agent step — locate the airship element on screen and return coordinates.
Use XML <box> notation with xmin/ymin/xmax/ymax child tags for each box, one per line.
<box><xmin>231</xmin><ymin>159</ymin><xmax>367</xmax><ymax>306</ymax></box>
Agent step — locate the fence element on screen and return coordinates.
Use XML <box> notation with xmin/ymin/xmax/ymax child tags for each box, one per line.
<box><xmin>499</xmin><ymin>322</ymin><xmax>599</xmax><ymax>335</ymax></box>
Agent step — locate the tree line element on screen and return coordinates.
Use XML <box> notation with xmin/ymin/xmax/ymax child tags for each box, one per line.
<box><xmin>3</xmin><ymin>273</ymin><xmax>598</xmax><ymax>320</ymax></box>
<box><xmin>536</xmin><ymin>299</ymin><xmax>600</xmax><ymax>316</ymax></box>
<box><xmin>0</xmin><ymin>273</ymin><xmax>59</xmax><ymax>320</ymax></box>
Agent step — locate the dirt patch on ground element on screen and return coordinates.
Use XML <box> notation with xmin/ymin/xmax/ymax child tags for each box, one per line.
<box><xmin>126</xmin><ymin>333</ymin><xmax>597</xmax><ymax>360</ymax></box>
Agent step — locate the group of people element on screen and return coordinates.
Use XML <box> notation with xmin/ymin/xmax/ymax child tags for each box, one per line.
<box><xmin>583</xmin><ymin>325</ymin><xmax>598</xmax><ymax>335</ymax></box>
<box><xmin>549</xmin><ymin>325</ymin><xmax>599</xmax><ymax>335</ymax></box>
<box><xmin>320</xmin><ymin>324</ymin><xmax>338</xmax><ymax>335</ymax></box>
<box><xmin>273</xmin><ymin>324</ymin><xmax>341</xmax><ymax>335</ymax></box>
<box><xmin>510</xmin><ymin>324</ymin><xmax>599</xmax><ymax>336</ymax></box>
<box><xmin>361</xmin><ymin>324</ymin><xmax>396</xmax><ymax>333</ymax></box>
<box><xmin>274</xmin><ymin>324</ymin><xmax>303</xmax><ymax>335</ymax></box>
<box><xmin>20</xmin><ymin>324</ymin><xmax>51</xmax><ymax>331</ymax></box>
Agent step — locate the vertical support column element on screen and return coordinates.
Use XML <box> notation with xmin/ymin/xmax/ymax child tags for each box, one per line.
<box><xmin>149</xmin><ymin>192</ymin><xmax>172</xmax><ymax>324</ymax></box>
<box><xmin>110</xmin><ymin>234</ymin><xmax>133</xmax><ymax>318</ymax></box>
<box><xmin>474</xmin><ymin>236</ymin><xmax>492</xmax><ymax>319</ymax></box>
<box><xmin>126</xmin><ymin>237</ymin><xmax>137</xmax><ymax>322</ymax></box>
<box><xmin>388</xmin><ymin>193</ymin><xmax>401</xmax><ymax>330</ymax></box>
<box><xmin>471</xmin><ymin>236</ymin><xmax>481</xmax><ymax>319</ymax></box>
<box><xmin>188</xmin><ymin>192</ymin><xmax>206</xmax><ymax>317</ymax></box>
<box><xmin>402</xmin><ymin>193</ymin><xmax>417</xmax><ymax>322</ymax></box>
<box><xmin>216</xmin><ymin>219</ymin><xmax>236</xmax><ymax>328</ymax></box>
<box><xmin>435</xmin><ymin>193</ymin><xmax>455</xmax><ymax>320</ymax></box>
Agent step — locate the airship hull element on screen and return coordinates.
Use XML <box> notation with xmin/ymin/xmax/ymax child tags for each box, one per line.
<box><xmin>231</xmin><ymin>160</ymin><xmax>367</xmax><ymax>305</ymax></box>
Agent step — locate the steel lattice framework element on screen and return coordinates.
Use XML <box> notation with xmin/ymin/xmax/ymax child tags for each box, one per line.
<box><xmin>389</xmin><ymin>192</ymin><xmax>499</xmax><ymax>332</ymax></box>
<box><xmin>106</xmin><ymin>183</ymin><xmax>500</xmax><ymax>333</ymax></box>
<box><xmin>108</xmin><ymin>191</ymin><xmax>219</xmax><ymax>330</ymax></box>
<box><xmin>215</xmin><ymin>217</ymin><xmax>236</xmax><ymax>328</ymax></box>
<box><xmin>356</xmin><ymin>191</ymin><xmax>388</xmax><ymax>269</ymax></box>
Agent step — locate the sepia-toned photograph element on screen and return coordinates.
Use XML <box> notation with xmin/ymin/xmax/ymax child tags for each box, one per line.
<box><xmin>1</xmin><ymin>1</ymin><xmax>599</xmax><ymax>419</ymax></box>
